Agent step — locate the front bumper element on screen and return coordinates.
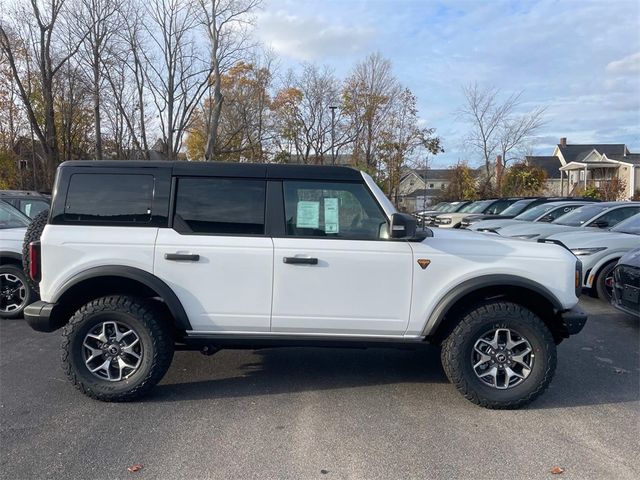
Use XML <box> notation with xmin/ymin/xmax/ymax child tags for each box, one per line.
<box><xmin>560</xmin><ymin>304</ymin><xmax>588</xmax><ymax>335</ymax></box>
<box><xmin>24</xmin><ymin>301</ymin><xmax>61</xmax><ymax>332</ymax></box>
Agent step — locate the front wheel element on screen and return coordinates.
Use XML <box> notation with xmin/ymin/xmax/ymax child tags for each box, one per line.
<box><xmin>441</xmin><ymin>301</ymin><xmax>556</xmax><ymax>409</ymax></box>
<box><xmin>595</xmin><ymin>261</ymin><xmax>617</xmax><ymax>302</ymax></box>
<box><xmin>62</xmin><ymin>296</ymin><xmax>174</xmax><ymax>401</ymax></box>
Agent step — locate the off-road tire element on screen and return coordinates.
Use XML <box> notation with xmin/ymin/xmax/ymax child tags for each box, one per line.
<box><xmin>441</xmin><ymin>301</ymin><xmax>556</xmax><ymax>409</ymax></box>
<box><xmin>62</xmin><ymin>296</ymin><xmax>174</xmax><ymax>401</ymax></box>
<box><xmin>0</xmin><ymin>264</ymin><xmax>36</xmax><ymax>319</ymax></box>
<box><xmin>595</xmin><ymin>260</ymin><xmax>617</xmax><ymax>302</ymax></box>
<box><xmin>21</xmin><ymin>209</ymin><xmax>49</xmax><ymax>293</ymax></box>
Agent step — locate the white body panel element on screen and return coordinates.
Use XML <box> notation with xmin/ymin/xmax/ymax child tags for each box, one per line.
<box><xmin>469</xmin><ymin>219</ymin><xmax>527</xmax><ymax>231</ymax></box>
<box><xmin>546</xmin><ymin>230</ymin><xmax>640</xmax><ymax>288</ymax></box>
<box><xmin>407</xmin><ymin>228</ymin><xmax>580</xmax><ymax>336</ymax></box>
<box><xmin>0</xmin><ymin>227</ymin><xmax>26</xmax><ymax>256</ymax></box>
<box><xmin>39</xmin><ymin>225</ymin><xmax>158</xmax><ymax>302</ymax></box>
<box><xmin>154</xmin><ymin>229</ymin><xmax>274</xmax><ymax>332</ymax></box>
<box><xmin>272</xmin><ymin>238</ymin><xmax>413</xmax><ymax>335</ymax></box>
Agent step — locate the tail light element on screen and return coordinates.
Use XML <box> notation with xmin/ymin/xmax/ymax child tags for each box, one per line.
<box><xmin>29</xmin><ymin>241</ymin><xmax>41</xmax><ymax>282</ymax></box>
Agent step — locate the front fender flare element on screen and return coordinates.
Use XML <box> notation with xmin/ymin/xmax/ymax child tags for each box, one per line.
<box><xmin>421</xmin><ymin>274</ymin><xmax>563</xmax><ymax>336</ymax></box>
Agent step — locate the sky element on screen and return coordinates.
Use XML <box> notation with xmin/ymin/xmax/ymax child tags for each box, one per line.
<box><xmin>254</xmin><ymin>0</ymin><xmax>640</xmax><ymax>168</ymax></box>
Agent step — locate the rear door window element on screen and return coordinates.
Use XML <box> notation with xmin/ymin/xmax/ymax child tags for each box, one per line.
<box><xmin>173</xmin><ymin>177</ymin><xmax>266</xmax><ymax>235</ymax></box>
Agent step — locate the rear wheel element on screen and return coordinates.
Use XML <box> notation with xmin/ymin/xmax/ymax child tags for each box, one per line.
<box><xmin>441</xmin><ymin>301</ymin><xmax>556</xmax><ymax>409</ymax></box>
<box><xmin>62</xmin><ymin>296</ymin><xmax>174</xmax><ymax>401</ymax></box>
<box><xmin>0</xmin><ymin>265</ymin><xmax>36</xmax><ymax>319</ymax></box>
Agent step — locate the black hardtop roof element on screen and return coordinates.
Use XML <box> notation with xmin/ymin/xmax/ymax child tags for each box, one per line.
<box><xmin>58</xmin><ymin>160</ymin><xmax>363</xmax><ymax>181</ymax></box>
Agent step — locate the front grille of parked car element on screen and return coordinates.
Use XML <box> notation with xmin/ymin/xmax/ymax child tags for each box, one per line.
<box><xmin>613</xmin><ymin>265</ymin><xmax>640</xmax><ymax>312</ymax></box>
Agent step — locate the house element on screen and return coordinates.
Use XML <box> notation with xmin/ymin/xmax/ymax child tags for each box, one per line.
<box><xmin>397</xmin><ymin>168</ymin><xmax>451</xmax><ymax>211</ymax></box>
<box><xmin>525</xmin><ymin>155</ymin><xmax>563</xmax><ymax>195</ymax></box>
<box><xmin>528</xmin><ymin>138</ymin><xmax>639</xmax><ymax>199</ymax></box>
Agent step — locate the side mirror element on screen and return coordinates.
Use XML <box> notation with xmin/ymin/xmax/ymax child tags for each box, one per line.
<box><xmin>539</xmin><ymin>214</ymin><xmax>554</xmax><ymax>223</ymax></box>
<box><xmin>390</xmin><ymin>213</ymin><xmax>417</xmax><ymax>239</ymax></box>
<box><xmin>591</xmin><ymin>220</ymin><xmax>609</xmax><ymax>229</ymax></box>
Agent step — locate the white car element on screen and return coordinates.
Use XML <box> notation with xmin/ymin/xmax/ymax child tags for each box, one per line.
<box><xmin>0</xmin><ymin>201</ymin><xmax>35</xmax><ymax>318</ymax></box>
<box><xmin>23</xmin><ymin>161</ymin><xmax>587</xmax><ymax>409</ymax></box>
<box><xmin>497</xmin><ymin>202</ymin><xmax>640</xmax><ymax>240</ymax></box>
<box><xmin>545</xmin><ymin>213</ymin><xmax>640</xmax><ymax>301</ymax></box>
<box><xmin>470</xmin><ymin>201</ymin><xmax>592</xmax><ymax>232</ymax></box>
<box><xmin>434</xmin><ymin>198</ymin><xmax>519</xmax><ymax>228</ymax></box>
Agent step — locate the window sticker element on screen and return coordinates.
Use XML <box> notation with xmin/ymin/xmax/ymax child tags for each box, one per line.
<box><xmin>296</xmin><ymin>201</ymin><xmax>320</xmax><ymax>228</ymax></box>
<box><xmin>324</xmin><ymin>198</ymin><xmax>339</xmax><ymax>233</ymax></box>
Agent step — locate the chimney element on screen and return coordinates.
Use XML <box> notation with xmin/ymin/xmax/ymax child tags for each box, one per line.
<box><xmin>560</xmin><ymin>137</ymin><xmax>567</xmax><ymax>148</ymax></box>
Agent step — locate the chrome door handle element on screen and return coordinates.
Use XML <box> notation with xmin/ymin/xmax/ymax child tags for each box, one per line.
<box><xmin>283</xmin><ymin>256</ymin><xmax>318</xmax><ymax>265</ymax></box>
<box><xmin>165</xmin><ymin>253</ymin><xmax>200</xmax><ymax>261</ymax></box>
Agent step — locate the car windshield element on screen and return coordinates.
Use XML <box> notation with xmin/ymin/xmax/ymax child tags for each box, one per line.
<box><xmin>499</xmin><ymin>199</ymin><xmax>536</xmax><ymax>216</ymax></box>
<box><xmin>441</xmin><ymin>202</ymin><xmax>463</xmax><ymax>212</ymax></box>
<box><xmin>0</xmin><ymin>201</ymin><xmax>30</xmax><ymax>229</ymax></box>
<box><xmin>610</xmin><ymin>214</ymin><xmax>640</xmax><ymax>235</ymax></box>
<box><xmin>433</xmin><ymin>202</ymin><xmax>448</xmax><ymax>211</ymax></box>
<box><xmin>464</xmin><ymin>200</ymin><xmax>493</xmax><ymax>213</ymax></box>
<box><xmin>552</xmin><ymin>204</ymin><xmax>610</xmax><ymax>226</ymax></box>
<box><xmin>514</xmin><ymin>203</ymin><xmax>560</xmax><ymax>221</ymax></box>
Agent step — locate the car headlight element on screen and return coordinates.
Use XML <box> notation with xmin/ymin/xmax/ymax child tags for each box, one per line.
<box><xmin>512</xmin><ymin>234</ymin><xmax>539</xmax><ymax>239</ymax></box>
<box><xmin>571</xmin><ymin>247</ymin><xmax>607</xmax><ymax>256</ymax></box>
<box><xmin>438</xmin><ymin>217</ymin><xmax>452</xmax><ymax>224</ymax></box>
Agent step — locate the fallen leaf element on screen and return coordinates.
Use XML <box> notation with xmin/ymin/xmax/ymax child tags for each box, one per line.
<box><xmin>320</xmin><ymin>469</ymin><xmax>329</xmax><ymax>474</ymax></box>
<box><xmin>127</xmin><ymin>464</ymin><xmax>143</xmax><ymax>473</ymax></box>
<box><xmin>550</xmin><ymin>466</ymin><xmax>564</xmax><ymax>474</ymax></box>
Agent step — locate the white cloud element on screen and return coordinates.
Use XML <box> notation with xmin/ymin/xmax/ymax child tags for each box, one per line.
<box><xmin>606</xmin><ymin>51</ymin><xmax>640</xmax><ymax>75</ymax></box>
<box><xmin>256</xmin><ymin>11</ymin><xmax>374</xmax><ymax>61</ymax></box>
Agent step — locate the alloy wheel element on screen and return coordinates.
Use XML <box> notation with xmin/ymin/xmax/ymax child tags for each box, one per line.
<box><xmin>82</xmin><ymin>321</ymin><xmax>143</xmax><ymax>381</ymax></box>
<box><xmin>0</xmin><ymin>273</ymin><xmax>27</xmax><ymax>314</ymax></box>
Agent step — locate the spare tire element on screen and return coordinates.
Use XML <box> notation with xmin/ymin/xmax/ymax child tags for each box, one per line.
<box><xmin>22</xmin><ymin>209</ymin><xmax>49</xmax><ymax>294</ymax></box>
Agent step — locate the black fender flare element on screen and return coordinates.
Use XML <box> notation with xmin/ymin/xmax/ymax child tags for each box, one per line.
<box><xmin>53</xmin><ymin>265</ymin><xmax>191</xmax><ymax>330</ymax></box>
<box><xmin>422</xmin><ymin>274</ymin><xmax>563</xmax><ymax>336</ymax></box>
<box><xmin>0</xmin><ymin>251</ymin><xmax>22</xmax><ymax>263</ymax></box>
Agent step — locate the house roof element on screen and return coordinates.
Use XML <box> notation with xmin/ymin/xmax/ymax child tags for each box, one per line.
<box><xmin>402</xmin><ymin>188</ymin><xmax>444</xmax><ymax>198</ymax></box>
<box><xmin>526</xmin><ymin>156</ymin><xmax>563</xmax><ymax>179</ymax></box>
<box><xmin>413</xmin><ymin>168</ymin><xmax>452</xmax><ymax>180</ymax></box>
<box><xmin>606</xmin><ymin>153</ymin><xmax>640</xmax><ymax>165</ymax></box>
<box><xmin>558</xmin><ymin>144</ymin><xmax>628</xmax><ymax>163</ymax></box>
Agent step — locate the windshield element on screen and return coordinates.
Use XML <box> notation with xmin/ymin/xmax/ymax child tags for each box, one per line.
<box><xmin>553</xmin><ymin>204</ymin><xmax>610</xmax><ymax>226</ymax></box>
<box><xmin>464</xmin><ymin>200</ymin><xmax>493</xmax><ymax>213</ymax></box>
<box><xmin>499</xmin><ymin>199</ymin><xmax>535</xmax><ymax>217</ymax></box>
<box><xmin>610</xmin><ymin>213</ymin><xmax>640</xmax><ymax>235</ymax></box>
<box><xmin>0</xmin><ymin>201</ymin><xmax>30</xmax><ymax>229</ymax></box>
<box><xmin>442</xmin><ymin>202</ymin><xmax>464</xmax><ymax>212</ymax></box>
<box><xmin>515</xmin><ymin>203</ymin><xmax>559</xmax><ymax>221</ymax></box>
<box><xmin>433</xmin><ymin>202</ymin><xmax>448</xmax><ymax>211</ymax></box>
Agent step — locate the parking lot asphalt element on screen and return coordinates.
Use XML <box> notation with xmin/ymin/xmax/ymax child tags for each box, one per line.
<box><xmin>1</xmin><ymin>297</ymin><xmax>638</xmax><ymax>480</ymax></box>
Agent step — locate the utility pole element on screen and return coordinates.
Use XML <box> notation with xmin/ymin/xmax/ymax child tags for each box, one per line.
<box><xmin>329</xmin><ymin>105</ymin><xmax>337</xmax><ymax>165</ymax></box>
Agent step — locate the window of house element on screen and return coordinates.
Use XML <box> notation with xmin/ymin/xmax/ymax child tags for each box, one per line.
<box><xmin>65</xmin><ymin>174</ymin><xmax>154</xmax><ymax>223</ymax></box>
<box><xmin>283</xmin><ymin>181</ymin><xmax>387</xmax><ymax>240</ymax></box>
<box><xmin>174</xmin><ymin>177</ymin><xmax>266</xmax><ymax>235</ymax></box>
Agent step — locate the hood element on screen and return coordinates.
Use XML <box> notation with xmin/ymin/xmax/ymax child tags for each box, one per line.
<box><xmin>470</xmin><ymin>219</ymin><xmax>527</xmax><ymax>231</ymax></box>
<box><xmin>619</xmin><ymin>248</ymin><xmax>640</xmax><ymax>267</ymax></box>
<box><xmin>497</xmin><ymin>222</ymin><xmax>597</xmax><ymax>239</ymax></box>
<box><xmin>465</xmin><ymin>214</ymin><xmax>514</xmax><ymax>222</ymax></box>
<box><xmin>547</xmin><ymin>230</ymin><xmax>640</xmax><ymax>249</ymax></box>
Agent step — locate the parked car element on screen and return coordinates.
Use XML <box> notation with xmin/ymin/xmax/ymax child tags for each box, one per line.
<box><xmin>0</xmin><ymin>200</ymin><xmax>36</xmax><ymax>318</ymax></box>
<box><xmin>611</xmin><ymin>247</ymin><xmax>640</xmax><ymax>318</ymax></box>
<box><xmin>471</xmin><ymin>201</ymin><xmax>594</xmax><ymax>232</ymax></box>
<box><xmin>434</xmin><ymin>198</ymin><xmax>522</xmax><ymax>228</ymax></box>
<box><xmin>414</xmin><ymin>202</ymin><xmax>449</xmax><ymax>218</ymax></box>
<box><xmin>0</xmin><ymin>190</ymin><xmax>50</xmax><ymax>219</ymax></box>
<box><xmin>497</xmin><ymin>202</ymin><xmax>640</xmax><ymax>240</ymax></box>
<box><xmin>460</xmin><ymin>197</ymin><xmax>598</xmax><ymax>228</ymax></box>
<box><xmin>543</xmin><ymin>214</ymin><xmax>640</xmax><ymax>301</ymax></box>
<box><xmin>23</xmin><ymin>160</ymin><xmax>586</xmax><ymax>409</ymax></box>
<box><xmin>422</xmin><ymin>200</ymin><xmax>473</xmax><ymax>225</ymax></box>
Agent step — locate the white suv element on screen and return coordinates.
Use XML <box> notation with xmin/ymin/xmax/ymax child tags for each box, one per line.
<box><xmin>24</xmin><ymin>161</ymin><xmax>587</xmax><ymax>409</ymax></box>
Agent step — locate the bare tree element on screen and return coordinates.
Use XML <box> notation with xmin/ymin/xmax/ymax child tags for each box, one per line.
<box><xmin>102</xmin><ymin>0</ymin><xmax>151</xmax><ymax>159</ymax></box>
<box><xmin>195</xmin><ymin>0</ymin><xmax>261</xmax><ymax>160</ymax></box>
<box><xmin>343</xmin><ymin>53</ymin><xmax>400</xmax><ymax>170</ymax></box>
<box><xmin>0</xmin><ymin>0</ymin><xmax>86</xmax><ymax>183</ymax></box>
<box><xmin>460</xmin><ymin>83</ymin><xmax>546</xmax><ymax>192</ymax></box>
<box><xmin>73</xmin><ymin>0</ymin><xmax>121</xmax><ymax>159</ymax></box>
<box><xmin>142</xmin><ymin>0</ymin><xmax>210</xmax><ymax>160</ymax></box>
